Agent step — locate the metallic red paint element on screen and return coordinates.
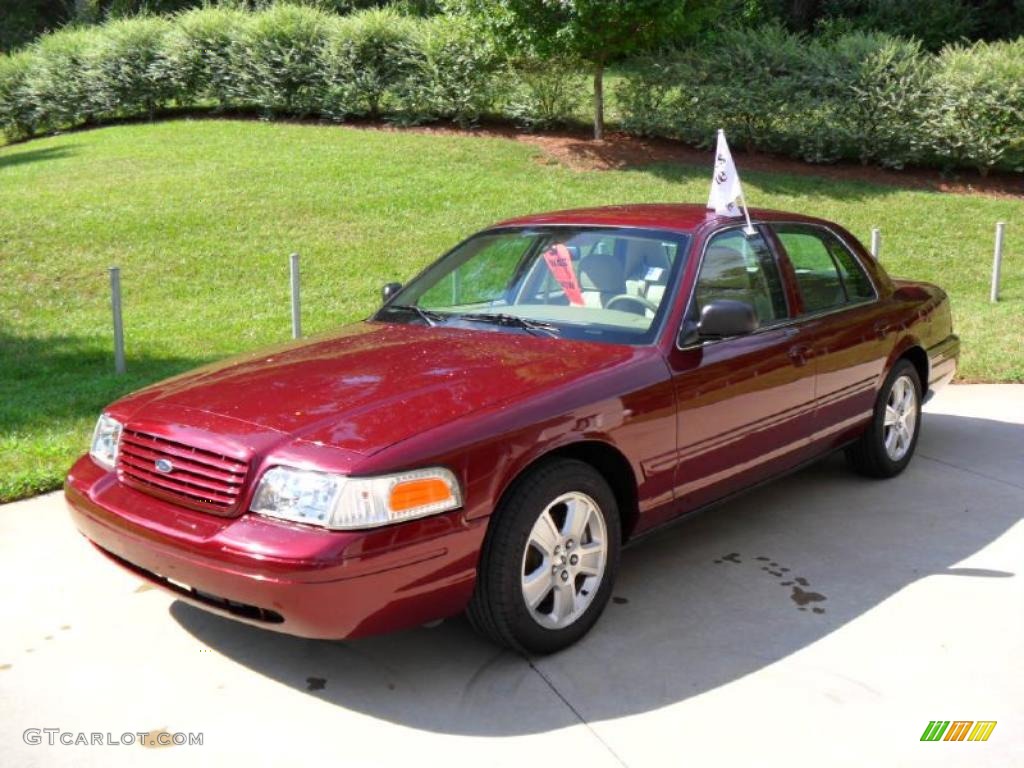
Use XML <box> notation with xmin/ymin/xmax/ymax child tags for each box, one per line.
<box><xmin>65</xmin><ymin>203</ymin><xmax>959</xmax><ymax>640</ymax></box>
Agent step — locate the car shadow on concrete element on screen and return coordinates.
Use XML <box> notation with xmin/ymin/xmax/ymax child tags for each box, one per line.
<box><xmin>171</xmin><ymin>411</ymin><xmax>1023</xmax><ymax>735</ymax></box>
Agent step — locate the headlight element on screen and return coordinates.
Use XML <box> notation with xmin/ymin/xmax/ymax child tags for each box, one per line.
<box><xmin>250</xmin><ymin>466</ymin><xmax>462</xmax><ymax>530</ymax></box>
<box><xmin>89</xmin><ymin>414</ymin><xmax>123</xmax><ymax>470</ymax></box>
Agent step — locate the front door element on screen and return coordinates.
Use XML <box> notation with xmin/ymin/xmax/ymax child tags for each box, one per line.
<box><xmin>659</xmin><ymin>225</ymin><xmax>817</xmax><ymax>526</ymax></box>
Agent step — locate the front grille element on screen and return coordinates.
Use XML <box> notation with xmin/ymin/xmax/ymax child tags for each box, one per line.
<box><xmin>117</xmin><ymin>429</ymin><xmax>248</xmax><ymax>515</ymax></box>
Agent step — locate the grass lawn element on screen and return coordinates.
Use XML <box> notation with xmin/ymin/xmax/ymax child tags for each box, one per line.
<box><xmin>1</xmin><ymin>119</ymin><xmax>1021</xmax><ymax>503</ymax></box>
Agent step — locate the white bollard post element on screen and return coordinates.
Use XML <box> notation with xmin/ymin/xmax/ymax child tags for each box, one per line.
<box><xmin>870</xmin><ymin>228</ymin><xmax>881</xmax><ymax>259</ymax></box>
<box><xmin>289</xmin><ymin>252</ymin><xmax>302</xmax><ymax>339</ymax></box>
<box><xmin>109</xmin><ymin>267</ymin><xmax>126</xmax><ymax>375</ymax></box>
<box><xmin>991</xmin><ymin>222</ymin><xmax>1005</xmax><ymax>303</ymax></box>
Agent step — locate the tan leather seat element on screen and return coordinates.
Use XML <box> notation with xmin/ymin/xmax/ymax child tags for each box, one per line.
<box><xmin>579</xmin><ymin>252</ymin><xmax>627</xmax><ymax>308</ymax></box>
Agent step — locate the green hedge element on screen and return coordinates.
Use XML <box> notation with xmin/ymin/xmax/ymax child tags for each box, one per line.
<box><xmin>1</xmin><ymin>6</ymin><xmax>1022</xmax><ymax>174</ymax></box>
<box><xmin>0</xmin><ymin>5</ymin><xmax>506</xmax><ymax>138</ymax></box>
<box><xmin>616</xmin><ymin>27</ymin><xmax>1024</xmax><ymax>174</ymax></box>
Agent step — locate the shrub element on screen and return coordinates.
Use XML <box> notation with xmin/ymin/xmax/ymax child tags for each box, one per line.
<box><xmin>86</xmin><ymin>17</ymin><xmax>174</xmax><ymax>120</ymax></box>
<box><xmin>505</xmin><ymin>55</ymin><xmax>585</xmax><ymax>130</ymax></box>
<box><xmin>21</xmin><ymin>27</ymin><xmax>103</xmax><ymax>133</ymax></box>
<box><xmin>613</xmin><ymin>27</ymin><xmax>1024</xmax><ymax>173</ymax></box>
<box><xmin>320</xmin><ymin>8</ymin><xmax>422</xmax><ymax>119</ymax></box>
<box><xmin>615</xmin><ymin>53</ymin><xmax>696</xmax><ymax>140</ymax></box>
<box><xmin>409</xmin><ymin>14</ymin><xmax>502</xmax><ymax>126</ymax></box>
<box><xmin>800</xmin><ymin>32</ymin><xmax>932</xmax><ymax>168</ymax></box>
<box><xmin>230</xmin><ymin>2</ymin><xmax>331</xmax><ymax>116</ymax></box>
<box><xmin>3</xmin><ymin>5</ymin><xmax>1021</xmax><ymax>174</ymax></box>
<box><xmin>159</xmin><ymin>6</ymin><xmax>250</xmax><ymax>109</ymax></box>
<box><xmin>926</xmin><ymin>39</ymin><xmax>1024</xmax><ymax>174</ymax></box>
<box><xmin>0</xmin><ymin>52</ymin><xmax>35</xmax><ymax>140</ymax></box>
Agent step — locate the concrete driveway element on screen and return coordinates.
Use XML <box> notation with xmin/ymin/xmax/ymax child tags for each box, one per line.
<box><xmin>1</xmin><ymin>384</ymin><xmax>1021</xmax><ymax>767</ymax></box>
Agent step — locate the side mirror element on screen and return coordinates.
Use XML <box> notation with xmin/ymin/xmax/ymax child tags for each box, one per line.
<box><xmin>381</xmin><ymin>282</ymin><xmax>402</xmax><ymax>304</ymax></box>
<box><xmin>698</xmin><ymin>299</ymin><xmax>758</xmax><ymax>338</ymax></box>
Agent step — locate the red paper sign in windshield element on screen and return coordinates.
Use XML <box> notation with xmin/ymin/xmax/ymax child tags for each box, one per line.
<box><xmin>542</xmin><ymin>244</ymin><xmax>584</xmax><ymax>306</ymax></box>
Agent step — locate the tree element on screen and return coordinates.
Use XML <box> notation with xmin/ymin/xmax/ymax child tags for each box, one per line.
<box><xmin>452</xmin><ymin>0</ymin><xmax>716</xmax><ymax>139</ymax></box>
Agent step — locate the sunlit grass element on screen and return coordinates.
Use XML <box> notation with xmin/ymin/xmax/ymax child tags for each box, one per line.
<box><xmin>1</xmin><ymin>119</ymin><xmax>1021</xmax><ymax>502</ymax></box>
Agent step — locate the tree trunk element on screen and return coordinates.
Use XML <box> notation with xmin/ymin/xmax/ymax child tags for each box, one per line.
<box><xmin>592</xmin><ymin>64</ymin><xmax>605</xmax><ymax>141</ymax></box>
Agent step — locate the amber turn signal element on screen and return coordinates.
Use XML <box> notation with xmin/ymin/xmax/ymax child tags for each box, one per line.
<box><xmin>389</xmin><ymin>477</ymin><xmax>455</xmax><ymax>512</ymax></box>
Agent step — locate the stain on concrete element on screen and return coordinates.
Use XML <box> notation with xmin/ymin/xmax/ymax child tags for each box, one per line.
<box><xmin>59</xmin><ymin>625</ymin><xmax>70</xmax><ymax>631</ymax></box>
<box><xmin>306</xmin><ymin>677</ymin><xmax>327</xmax><ymax>691</ymax></box>
<box><xmin>711</xmin><ymin>553</ymin><xmax>829</xmax><ymax>614</ymax></box>
<box><xmin>791</xmin><ymin>586</ymin><xmax>827</xmax><ymax>609</ymax></box>
<box><xmin>140</xmin><ymin>729</ymin><xmax>175</xmax><ymax>749</ymax></box>
<box><xmin>44</xmin><ymin>635</ymin><xmax>53</xmax><ymax>641</ymax></box>
<box><xmin>0</xmin><ymin>664</ymin><xmax>11</xmax><ymax>671</ymax></box>
<box><xmin>612</xmin><ymin>596</ymin><xmax>629</xmax><ymax>604</ymax></box>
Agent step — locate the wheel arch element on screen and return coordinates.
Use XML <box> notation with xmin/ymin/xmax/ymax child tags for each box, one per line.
<box><xmin>493</xmin><ymin>440</ymin><xmax>640</xmax><ymax>544</ymax></box>
<box><xmin>888</xmin><ymin>338</ymin><xmax>929</xmax><ymax>392</ymax></box>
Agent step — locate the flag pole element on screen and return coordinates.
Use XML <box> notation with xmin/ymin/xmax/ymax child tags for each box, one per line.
<box><xmin>739</xmin><ymin>188</ymin><xmax>756</xmax><ymax>236</ymax></box>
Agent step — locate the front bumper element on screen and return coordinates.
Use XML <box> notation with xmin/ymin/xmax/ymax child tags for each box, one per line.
<box><xmin>65</xmin><ymin>455</ymin><xmax>485</xmax><ymax>639</ymax></box>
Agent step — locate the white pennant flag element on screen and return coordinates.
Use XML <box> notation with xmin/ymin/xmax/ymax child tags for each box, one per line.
<box><xmin>707</xmin><ymin>129</ymin><xmax>755</xmax><ymax>234</ymax></box>
<box><xmin>707</xmin><ymin>129</ymin><xmax>743</xmax><ymax>216</ymax></box>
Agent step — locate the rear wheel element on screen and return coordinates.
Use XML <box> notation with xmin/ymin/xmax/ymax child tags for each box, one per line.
<box><xmin>846</xmin><ymin>359</ymin><xmax>922</xmax><ymax>478</ymax></box>
<box><xmin>467</xmin><ymin>459</ymin><xmax>621</xmax><ymax>654</ymax></box>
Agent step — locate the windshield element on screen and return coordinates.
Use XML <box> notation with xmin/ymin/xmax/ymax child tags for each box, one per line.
<box><xmin>375</xmin><ymin>226</ymin><xmax>690</xmax><ymax>344</ymax></box>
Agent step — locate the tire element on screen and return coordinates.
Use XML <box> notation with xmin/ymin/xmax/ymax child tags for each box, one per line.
<box><xmin>846</xmin><ymin>359</ymin><xmax>923</xmax><ymax>478</ymax></box>
<box><xmin>467</xmin><ymin>458</ymin><xmax>621</xmax><ymax>655</ymax></box>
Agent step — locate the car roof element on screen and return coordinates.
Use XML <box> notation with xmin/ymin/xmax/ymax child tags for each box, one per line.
<box><xmin>492</xmin><ymin>203</ymin><xmax>829</xmax><ymax>235</ymax></box>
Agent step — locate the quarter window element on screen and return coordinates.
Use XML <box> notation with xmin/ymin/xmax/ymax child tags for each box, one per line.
<box><xmin>691</xmin><ymin>228</ymin><xmax>788</xmax><ymax>326</ymax></box>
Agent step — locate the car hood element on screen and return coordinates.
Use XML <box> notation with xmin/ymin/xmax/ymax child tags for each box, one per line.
<box><xmin>114</xmin><ymin>321</ymin><xmax>636</xmax><ymax>456</ymax></box>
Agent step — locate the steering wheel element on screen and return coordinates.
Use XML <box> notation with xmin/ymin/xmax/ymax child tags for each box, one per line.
<box><xmin>605</xmin><ymin>294</ymin><xmax>659</xmax><ymax>315</ymax></box>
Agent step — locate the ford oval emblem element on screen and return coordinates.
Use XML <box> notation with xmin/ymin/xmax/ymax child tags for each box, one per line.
<box><xmin>154</xmin><ymin>458</ymin><xmax>174</xmax><ymax>474</ymax></box>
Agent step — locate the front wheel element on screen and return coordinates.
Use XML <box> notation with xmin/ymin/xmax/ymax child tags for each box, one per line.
<box><xmin>467</xmin><ymin>459</ymin><xmax>621</xmax><ymax>654</ymax></box>
<box><xmin>846</xmin><ymin>359</ymin><xmax>922</xmax><ymax>478</ymax></box>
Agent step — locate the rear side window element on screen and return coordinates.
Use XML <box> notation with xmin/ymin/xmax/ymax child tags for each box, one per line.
<box><xmin>773</xmin><ymin>224</ymin><xmax>874</xmax><ymax>313</ymax></box>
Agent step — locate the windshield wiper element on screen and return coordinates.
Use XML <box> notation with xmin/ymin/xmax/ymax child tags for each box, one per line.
<box><xmin>453</xmin><ymin>312</ymin><xmax>561</xmax><ymax>338</ymax></box>
<box><xmin>385</xmin><ymin>304</ymin><xmax>449</xmax><ymax>327</ymax></box>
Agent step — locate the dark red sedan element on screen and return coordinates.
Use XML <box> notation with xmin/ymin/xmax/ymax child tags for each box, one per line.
<box><xmin>66</xmin><ymin>204</ymin><xmax>959</xmax><ymax>653</ymax></box>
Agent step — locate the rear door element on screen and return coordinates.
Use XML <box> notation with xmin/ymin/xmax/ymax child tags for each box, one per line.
<box><xmin>661</xmin><ymin>225</ymin><xmax>816</xmax><ymax>525</ymax></box>
<box><xmin>768</xmin><ymin>223</ymin><xmax>890</xmax><ymax>450</ymax></box>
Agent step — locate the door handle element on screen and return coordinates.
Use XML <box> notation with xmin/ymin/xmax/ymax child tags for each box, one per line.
<box><xmin>788</xmin><ymin>344</ymin><xmax>813</xmax><ymax>366</ymax></box>
<box><xmin>873</xmin><ymin>320</ymin><xmax>891</xmax><ymax>339</ymax></box>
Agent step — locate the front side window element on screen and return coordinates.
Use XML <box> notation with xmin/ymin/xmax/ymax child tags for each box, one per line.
<box><xmin>773</xmin><ymin>224</ymin><xmax>874</xmax><ymax>313</ymax></box>
<box><xmin>376</xmin><ymin>227</ymin><xmax>690</xmax><ymax>345</ymax></box>
<box><xmin>690</xmin><ymin>227</ymin><xmax>788</xmax><ymax>326</ymax></box>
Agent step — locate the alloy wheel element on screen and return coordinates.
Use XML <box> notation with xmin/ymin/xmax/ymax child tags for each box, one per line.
<box><xmin>520</xmin><ymin>492</ymin><xmax>608</xmax><ymax>630</ymax></box>
<box><xmin>883</xmin><ymin>374</ymin><xmax>917</xmax><ymax>461</ymax></box>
